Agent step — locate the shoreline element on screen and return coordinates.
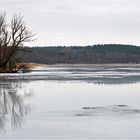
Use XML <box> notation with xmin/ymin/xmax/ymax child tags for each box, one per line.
<box><xmin>28</xmin><ymin>63</ymin><xmax>140</xmax><ymax>68</ymax></box>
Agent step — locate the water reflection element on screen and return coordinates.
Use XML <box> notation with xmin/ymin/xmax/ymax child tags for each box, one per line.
<box><xmin>84</xmin><ymin>75</ymin><xmax>140</xmax><ymax>84</ymax></box>
<box><xmin>40</xmin><ymin>75</ymin><xmax>140</xmax><ymax>85</ymax></box>
<box><xmin>0</xmin><ymin>81</ymin><xmax>33</xmax><ymax>131</ymax></box>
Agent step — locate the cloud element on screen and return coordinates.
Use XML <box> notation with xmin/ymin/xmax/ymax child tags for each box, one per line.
<box><xmin>0</xmin><ymin>0</ymin><xmax>140</xmax><ymax>46</ymax></box>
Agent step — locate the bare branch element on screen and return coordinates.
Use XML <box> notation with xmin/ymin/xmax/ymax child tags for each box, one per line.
<box><xmin>0</xmin><ymin>12</ymin><xmax>35</xmax><ymax>72</ymax></box>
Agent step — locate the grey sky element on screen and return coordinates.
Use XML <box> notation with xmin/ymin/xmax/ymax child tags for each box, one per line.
<box><xmin>0</xmin><ymin>0</ymin><xmax>140</xmax><ymax>46</ymax></box>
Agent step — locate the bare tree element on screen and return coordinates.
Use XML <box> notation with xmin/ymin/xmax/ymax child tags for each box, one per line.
<box><xmin>0</xmin><ymin>12</ymin><xmax>34</xmax><ymax>72</ymax></box>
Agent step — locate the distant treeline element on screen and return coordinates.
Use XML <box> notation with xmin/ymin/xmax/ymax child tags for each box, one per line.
<box><xmin>17</xmin><ymin>44</ymin><xmax>140</xmax><ymax>64</ymax></box>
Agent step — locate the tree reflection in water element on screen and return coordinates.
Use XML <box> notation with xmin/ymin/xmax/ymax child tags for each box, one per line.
<box><xmin>0</xmin><ymin>81</ymin><xmax>33</xmax><ymax>131</ymax></box>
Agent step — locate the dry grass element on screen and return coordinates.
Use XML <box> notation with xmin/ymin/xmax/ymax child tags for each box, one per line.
<box><xmin>24</xmin><ymin>63</ymin><xmax>48</xmax><ymax>68</ymax></box>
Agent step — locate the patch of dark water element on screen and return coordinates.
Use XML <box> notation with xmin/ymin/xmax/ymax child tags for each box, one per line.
<box><xmin>76</xmin><ymin>105</ymin><xmax>140</xmax><ymax>117</ymax></box>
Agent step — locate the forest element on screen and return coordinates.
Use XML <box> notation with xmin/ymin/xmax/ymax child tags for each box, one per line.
<box><xmin>18</xmin><ymin>44</ymin><xmax>140</xmax><ymax>64</ymax></box>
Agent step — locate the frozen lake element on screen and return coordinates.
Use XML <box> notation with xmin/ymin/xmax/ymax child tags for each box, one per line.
<box><xmin>0</xmin><ymin>66</ymin><xmax>140</xmax><ymax>139</ymax></box>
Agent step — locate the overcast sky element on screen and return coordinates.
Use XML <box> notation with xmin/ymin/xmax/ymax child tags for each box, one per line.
<box><xmin>0</xmin><ymin>0</ymin><xmax>140</xmax><ymax>46</ymax></box>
